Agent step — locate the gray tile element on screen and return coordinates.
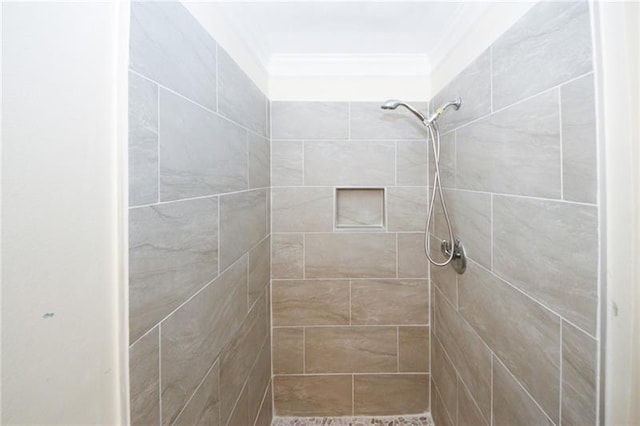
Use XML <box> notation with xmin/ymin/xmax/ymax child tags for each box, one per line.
<box><xmin>248</xmin><ymin>236</ymin><xmax>270</xmax><ymax>307</ymax></box>
<box><xmin>219</xmin><ymin>293</ymin><xmax>268</xmax><ymax>423</ymax></box>
<box><xmin>493</xmin><ymin>195</ymin><xmax>598</xmax><ymax>334</ymax></box>
<box><xmin>431</xmin><ymin>380</ymin><xmax>454</xmax><ymax>426</ymax></box>
<box><xmin>271</xmin><ymin>102</ymin><xmax>349</xmax><ymax>140</ymax></box>
<box><xmin>271</xmin><ymin>140</ymin><xmax>303</xmax><ymax>186</ymax></box>
<box><xmin>217</xmin><ymin>48</ymin><xmax>267</xmax><ymax>136</ymax></box>
<box><xmin>249</xmin><ymin>133</ymin><xmax>270</xmax><ymax>190</ymax></box>
<box><xmin>305</xmin><ymin>233</ymin><xmax>396</xmax><ymax>279</ymax></box>
<box><xmin>562</xmin><ymin>321</ymin><xmax>597</xmax><ymax>426</ymax></box>
<box><xmin>130</xmin><ymin>327</ymin><xmax>160</xmax><ymax>426</ymax></box>
<box><xmin>397</xmin><ymin>233</ymin><xmax>429</xmax><ymax>278</ymax></box>
<box><xmin>271</xmin><ymin>233</ymin><xmax>304</xmax><ymax>279</ymax></box>
<box><xmin>272</xmin><ymin>187</ymin><xmax>334</xmax><ymax>232</ymax></box>
<box><xmin>397</xmin><ymin>140</ymin><xmax>429</xmax><ymax>186</ymax></box>
<box><xmin>434</xmin><ymin>189</ymin><xmax>491</xmax><ymax>269</ymax></box>
<box><xmin>130</xmin><ymin>1</ymin><xmax>217</xmax><ymax>110</ymax></box>
<box><xmin>304</xmin><ymin>141</ymin><xmax>395</xmax><ymax>186</ymax></box>
<box><xmin>254</xmin><ymin>385</ymin><xmax>273</xmax><ymax>426</ymax></box>
<box><xmin>431</xmin><ymin>336</ymin><xmax>457</xmax><ymax>422</ymax></box>
<box><xmin>459</xmin><ymin>261</ymin><xmax>560</xmax><ymax>422</ymax></box>
<box><xmin>431</xmin><ymin>49</ymin><xmax>491</xmax><ymax>133</ymax></box>
<box><xmin>129</xmin><ymin>197</ymin><xmax>218</xmax><ymax>342</ymax></box>
<box><xmin>248</xmin><ymin>340</ymin><xmax>272</xmax><ymax>424</ymax></box>
<box><xmin>274</xmin><ymin>375</ymin><xmax>352</xmax><ymax>417</ymax></box>
<box><xmin>159</xmin><ymin>90</ymin><xmax>247</xmax><ymax>201</ymax></box>
<box><xmin>492</xmin><ymin>1</ymin><xmax>592</xmax><ymax>109</ymax></box>
<box><xmin>353</xmin><ymin>374</ymin><xmax>429</xmax><ymax>415</ymax></box>
<box><xmin>128</xmin><ymin>71</ymin><xmax>158</xmax><ymax>206</ymax></box>
<box><xmin>173</xmin><ymin>360</ymin><xmax>220</xmax><ymax>426</ymax></box>
<box><xmin>428</xmin><ymin>131</ymin><xmax>455</xmax><ymax>189</ymax></box>
<box><xmin>272</xmin><ymin>280</ymin><xmax>349</xmax><ymax>326</ymax></box>
<box><xmin>431</xmin><ymin>264</ymin><xmax>457</xmax><ymax>309</ymax></box>
<box><xmin>492</xmin><ymin>358</ymin><xmax>554</xmax><ymax>426</ymax></box>
<box><xmin>219</xmin><ymin>189</ymin><xmax>267</xmax><ymax>270</ymax></box>
<box><xmin>226</xmin><ymin>384</ymin><xmax>249</xmax><ymax>426</ymax></box>
<box><xmin>351</xmin><ymin>279</ymin><xmax>429</xmax><ymax>325</ymax></box>
<box><xmin>161</xmin><ymin>258</ymin><xmax>247</xmax><ymax>425</ymax></box>
<box><xmin>433</xmin><ymin>287</ymin><xmax>491</xmax><ymax>421</ymax></box>
<box><xmin>456</xmin><ymin>90</ymin><xmax>561</xmax><ymax>198</ymax></box>
<box><xmin>561</xmin><ymin>73</ymin><xmax>597</xmax><ymax>203</ymax></box>
<box><xmin>387</xmin><ymin>187</ymin><xmax>429</xmax><ymax>232</ymax></box>
<box><xmin>350</xmin><ymin>101</ymin><xmax>429</xmax><ymax>140</ymax></box>
<box><xmin>458</xmin><ymin>378</ymin><xmax>488</xmax><ymax>426</ymax></box>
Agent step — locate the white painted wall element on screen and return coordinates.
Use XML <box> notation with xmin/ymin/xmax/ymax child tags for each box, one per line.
<box><xmin>593</xmin><ymin>2</ymin><xmax>640</xmax><ymax>425</ymax></box>
<box><xmin>1</xmin><ymin>2</ymin><xmax>129</xmax><ymax>423</ymax></box>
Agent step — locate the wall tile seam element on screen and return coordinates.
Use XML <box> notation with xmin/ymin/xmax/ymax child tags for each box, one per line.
<box><xmin>129</xmin><ymin>236</ymin><xmax>267</xmax><ymax>348</ymax></box>
<box><xmin>471</xmin><ymin>258</ymin><xmax>598</xmax><ymax>340</ymax></box>
<box><xmin>225</xmin><ymin>378</ymin><xmax>249</xmax><ymax>426</ymax></box>
<box><xmin>431</xmin><ymin>70</ymin><xmax>595</xmax><ymax>136</ymax></box>
<box><xmin>129</xmin><ymin>68</ymin><xmax>268</xmax><ymax>140</ymax></box>
<box><xmin>428</xmin><ymin>187</ymin><xmax>598</xmax><ymax>208</ymax></box>
<box><xmin>129</xmin><ymin>187</ymin><xmax>270</xmax><ymax>210</ymax></box>
<box><xmin>431</xmin><ymin>377</ymin><xmax>456</xmax><ymax>426</ymax></box>
<box><xmin>253</xmin><ymin>378</ymin><xmax>273</xmax><ymax>426</ymax></box>
<box><xmin>492</xmin><ymin>355</ymin><xmax>558</xmax><ymax>426</ymax></box>
<box><xmin>432</xmin><ymin>331</ymin><xmax>488</xmax><ymax>426</ymax></box>
<box><xmin>170</xmin><ymin>355</ymin><xmax>220</xmax><ymax>425</ymax></box>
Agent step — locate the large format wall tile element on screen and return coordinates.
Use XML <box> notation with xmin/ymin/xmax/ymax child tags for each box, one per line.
<box><xmin>305</xmin><ymin>327</ymin><xmax>397</xmax><ymax>373</ymax></box>
<box><xmin>272</xmin><ymin>280</ymin><xmax>349</xmax><ymax>326</ymax></box>
<box><xmin>561</xmin><ymin>73</ymin><xmax>597</xmax><ymax>204</ymax></box>
<box><xmin>431</xmin><ymin>264</ymin><xmax>457</xmax><ymax>309</ymax></box>
<box><xmin>274</xmin><ymin>375</ymin><xmax>353</xmax><ymax>416</ymax></box>
<box><xmin>271</xmin><ymin>102</ymin><xmax>349</xmax><ymax>140</ymax></box>
<box><xmin>431</xmin><ymin>336</ymin><xmax>458</xmax><ymax>421</ymax></box>
<box><xmin>248</xmin><ymin>340</ymin><xmax>272</xmax><ymax>424</ymax></box>
<box><xmin>397</xmin><ymin>140</ymin><xmax>429</xmax><ymax>186</ymax></box>
<box><xmin>305</xmin><ymin>233</ymin><xmax>396</xmax><ymax>278</ymax></box>
<box><xmin>273</xmin><ymin>328</ymin><xmax>304</xmax><ymax>374</ymax></box>
<box><xmin>304</xmin><ymin>141</ymin><xmax>395</xmax><ymax>186</ymax></box>
<box><xmin>173</xmin><ymin>361</ymin><xmax>220</xmax><ymax>426</ymax></box>
<box><xmin>492</xmin><ymin>1</ymin><xmax>592</xmax><ymax>109</ymax></box>
<box><xmin>271</xmin><ymin>233</ymin><xmax>304</xmax><ymax>279</ymax></box>
<box><xmin>219</xmin><ymin>189</ymin><xmax>267</xmax><ymax>269</ymax></box>
<box><xmin>161</xmin><ymin>259</ymin><xmax>247</xmax><ymax>425</ymax></box>
<box><xmin>387</xmin><ymin>187</ymin><xmax>429</xmax><ymax>232</ymax></box>
<box><xmin>350</xmin><ymin>102</ymin><xmax>428</xmax><ymax>140</ymax></box>
<box><xmin>351</xmin><ymin>279</ymin><xmax>429</xmax><ymax>325</ymax></box>
<box><xmin>248</xmin><ymin>236</ymin><xmax>270</xmax><ymax>307</ymax></box>
<box><xmin>493</xmin><ymin>195</ymin><xmax>598</xmax><ymax>334</ymax></box>
<box><xmin>456</xmin><ymin>90</ymin><xmax>561</xmax><ymax>198</ymax></box>
<box><xmin>219</xmin><ymin>295</ymin><xmax>268</xmax><ymax>423</ymax></box>
<box><xmin>271</xmin><ymin>140</ymin><xmax>303</xmax><ymax>186</ymax></box>
<box><xmin>492</xmin><ymin>358</ymin><xmax>554</xmax><ymax>426</ymax></box>
<box><xmin>353</xmin><ymin>375</ymin><xmax>429</xmax><ymax>415</ymax></box>
<box><xmin>459</xmin><ymin>261</ymin><xmax>560</xmax><ymax>422</ymax></box>
<box><xmin>399</xmin><ymin>326</ymin><xmax>430</xmax><ymax>372</ymax></box>
<box><xmin>458</xmin><ymin>378</ymin><xmax>488</xmax><ymax>426</ymax></box>
<box><xmin>562</xmin><ymin>321</ymin><xmax>597</xmax><ymax>426</ymax></box>
<box><xmin>129</xmin><ymin>197</ymin><xmax>218</xmax><ymax>342</ymax></box>
<box><xmin>249</xmin><ymin>133</ymin><xmax>270</xmax><ymax>190</ymax></box>
<box><xmin>434</xmin><ymin>189</ymin><xmax>491</xmax><ymax>269</ymax></box>
<box><xmin>272</xmin><ymin>187</ymin><xmax>334</xmax><ymax>232</ymax></box>
<box><xmin>130</xmin><ymin>1</ymin><xmax>217</xmax><ymax>110</ymax></box>
<box><xmin>433</xmin><ymin>288</ymin><xmax>491</xmax><ymax>420</ymax></box>
<box><xmin>159</xmin><ymin>90</ymin><xmax>247</xmax><ymax>201</ymax></box>
<box><xmin>397</xmin><ymin>233</ymin><xmax>429</xmax><ymax>278</ymax></box>
<box><xmin>431</xmin><ymin>49</ymin><xmax>491</xmax><ymax>133</ymax></box>
<box><xmin>130</xmin><ymin>327</ymin><xmax>160</xmax><ymax>426</ymax></box>
<box><xmin>217</xmin><ymin>48</ymin><xmax>267</xmax><ymax>136</ymax></box>
<box><xmin>431</xmin><ymin>382</ymin><xmax>454</xmax><ymax>426</ymax></box>
<box><xmin>129</xmin><ymin>71</ymin><xmax>158</xmax><ymax>206</ymax></box>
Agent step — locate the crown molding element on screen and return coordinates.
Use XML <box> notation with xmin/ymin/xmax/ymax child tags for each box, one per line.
<box><xmin>268</xmin><ymin>53</ymin><xmax>431</xmax><ymax>77</ymax></box>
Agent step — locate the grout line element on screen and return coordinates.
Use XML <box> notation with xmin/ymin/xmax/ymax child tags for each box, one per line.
<box><xmin>253</xmin><ymin>377</ymin><xmax>272</xmax><ymax>426</ymax></box>
<box><xmin>158</xmin><ymin>323</ymin><xmax>163</xmax><ymax>426</ymax></box>
<box><xmin>173</xmin><ymin>358</ymin><xmax>219</xmax><ymax>425</ymax></box>
<box><xmin>558</xmin><ymin>88</ymin><xmax>565</xmax><ymax>200</ymax></box>
<box><xmin>130</xmin><ymin>187</ymin><xmax>271</xmax><ymax>210</ymax></box>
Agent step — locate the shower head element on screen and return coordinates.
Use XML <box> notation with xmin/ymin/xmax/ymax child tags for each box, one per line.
<box><xmin>425</xmin><ymin>97</ymin><xmax>462</xmax><ymax>125</ymax></box>
<box><xmin>381</xmin><ymin>99</ymin><xmax>427</xmax><ymax>124</ymax></box>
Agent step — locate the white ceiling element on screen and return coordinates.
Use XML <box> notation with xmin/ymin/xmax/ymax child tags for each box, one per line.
<box><xmin>187</xmin><ymin>1</ymin><xmax>491</xmax><ymax>77</ymax></box>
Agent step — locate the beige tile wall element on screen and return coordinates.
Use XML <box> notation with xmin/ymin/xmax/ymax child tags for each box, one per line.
<box><xmin>128</xmin><ymin>3</ymin><xmax>271</xmax><ymax>425</ymax></box>
<box><xmin>429</xmin><ymin>3</ymin><xmax>600</xmax><ymax>426</ymax></box>
<box><xmin>270</xmin><ymin>101</ymin><xmax>432</xmax><ymax>416</ymax></box>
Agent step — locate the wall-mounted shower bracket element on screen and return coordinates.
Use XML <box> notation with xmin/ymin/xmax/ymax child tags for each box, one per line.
<box><xmin>441</xmin><ymin>238</ymin><xmax>466</xmax><ymax>274</ymax></box>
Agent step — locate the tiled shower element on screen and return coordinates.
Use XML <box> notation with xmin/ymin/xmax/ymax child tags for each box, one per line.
<box><xmin>127</xmin><ymin>1</ymin><xmax>601</xmax><ymax>425</ymax></box>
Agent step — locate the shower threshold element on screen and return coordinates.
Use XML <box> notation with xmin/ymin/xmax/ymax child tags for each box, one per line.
<box><xmin>272</xmin><ymin>414</ymin><xmax>434</xmax><ymax>425</ymax></box>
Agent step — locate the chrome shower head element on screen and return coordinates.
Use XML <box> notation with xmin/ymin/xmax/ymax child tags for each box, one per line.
<box><xmin>381</xmin><ymin>99</ymin><xmax>427</xmax><ymax>124</ymax></box>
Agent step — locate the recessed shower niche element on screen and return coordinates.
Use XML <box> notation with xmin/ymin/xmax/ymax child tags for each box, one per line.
<box><xmin>335</xmin><ymin>188</ymin><xmax>385</xmax><ymax>229</ymax></box>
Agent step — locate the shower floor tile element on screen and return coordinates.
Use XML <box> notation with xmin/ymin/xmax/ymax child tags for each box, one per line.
<box><xmin>271</xmin><ymin>414</ymin><xmax>434</xmax><ymax>425</ymax></box>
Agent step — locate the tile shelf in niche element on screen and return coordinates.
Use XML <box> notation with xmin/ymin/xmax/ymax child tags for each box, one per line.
<box><xmin>335</xmin><ymin>188</ymin><xmax>385</xmax><ymax>229</ymax></box>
